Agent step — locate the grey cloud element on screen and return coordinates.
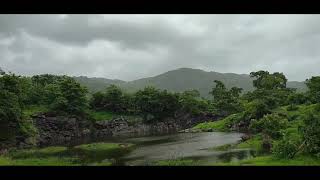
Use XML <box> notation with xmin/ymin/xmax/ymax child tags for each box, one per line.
<box><xmin>0</xmin><ymin>15</ymin><xmax>320</xmax><ymax>81</ymax></box>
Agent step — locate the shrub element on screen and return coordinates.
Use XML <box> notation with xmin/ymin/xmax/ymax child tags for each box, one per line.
<box><xmin>301</xmin><ymin>109</ymin><xmax>320</xmax><ymax>154</ymax></box>
<box><xmin>45</xmin><ymin>77</ymin><xmax>89</xmax><ymax>115</ymax></box>
<box><xmin>272</xmin><ymin>132</ymin><xmax>302</xmax><ymax>159</ymax></box>
<box><xmin>287</xmin><ymin>104</ymin><xmax>299</xmax><ymax>111</ymax></box>
<box><xmin>249</xmin><ymin>113</ymin><xmax>288</xmax><ymax>139</ymax></box>
<box><xmin>287</xmin><ymin>93</ymin><xmax>308</xmax><ymax>105</ymax></box>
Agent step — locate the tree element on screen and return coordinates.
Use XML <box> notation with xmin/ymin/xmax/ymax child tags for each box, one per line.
<box><xmin>90</xmin><ymin>91</ymin><xmax>105</xmax><ymax>110</ymax></box>
<box><xmin>50</xmin><ymin>77</ymin><xmax>89</xmax><ymax>115</ymax></box>
<box><xmin>306</xmin><ymin>76</ymin><xmax>320</xmax><ymax>103</ymax></box>
<box><xmin>37</xmin><ymin>76</ymin><xmax>89</xmax><ymax>115</ymax></box>
<box><xmin>287</xmin><ymin>92</ymin><xmax>309</xmax><ymax>105</ymax></box>
<box><xmin>0</xmin><ymin>67</ymin><xmax>4</xmax><ymax>75</ymax></box>
<box><xmin>0</xmin><ymin>90</ymin><xmax>21</xmax><ymax>124</ymax></box>
<box><xmin>90</xmin><ymin>85</ymin><xmax>128</xmax><ymax>112</ymax></box>
<box><xmin>249</xmin><ymin>113</ymin><xmax>289</xmax><ymax>139</ymax></box>
<box><xmin>134</xmin><ymin>87</ymin><xmax>180</xmax><ymax>121</ymax></box>
<box><xmin>31</xmin><ymin>74</ymin><xmax>62</xmax><ymax>87</ymax></box>
<box><xmin>301</xmin><ymin>109</ymin><xmax>320</xmax><ymax>154</ymax></box>
<box><xmin>103</xmin><ymin>85</ymin><xmax>125</xmax><ymax>112</ymax></box>
<box><xmin>209</xmin><ymin>80</ymin><xmax>243</xmax><ymax>116</ymax></box>
<box><xmin>250</xmin><ymin>71</ymin><xmax>287</xmax><ymax>90</ymax></box>
<box><xmin>0</xmin><ymin>72</ymin><xmax>24</xmax><ymax>140</ymax></box>
<box><xmin>0</xmin><ymin>73</ymin><xmax>23</xmax><ymax>103</ymax></box>
<box><xmin>272</xmin><ymin>132</ymin><xmax>302</xmax><ymax>159</ymax></box>
<box><xmin>245</xmin><ymin>71</ymin><xmax>294</xmax><ymax>109</ymax></box>
<box><xmin>179</xmin><ymin>89</ymin><xmax>207</xmax><ymax>115</ymax></box>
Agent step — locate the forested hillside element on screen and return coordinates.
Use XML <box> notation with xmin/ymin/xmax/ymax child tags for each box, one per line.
<box><xmin>74</xmin><ymin>68</ymin><xmax>307</xmax><ymax>98</ymax></box>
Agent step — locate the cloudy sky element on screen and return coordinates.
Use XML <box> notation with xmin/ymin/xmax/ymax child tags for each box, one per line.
<box><xmin>0</xmin><ymin>14</ymin><xmax>319</xmax><ymax>81</ymax></box>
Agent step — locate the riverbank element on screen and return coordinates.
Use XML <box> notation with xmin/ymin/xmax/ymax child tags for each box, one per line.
<box><xmin>19</xmin><ymin>109</ymin><xmax>216</xmax><ymax>148</ymax></box>
<box><xmin>0</xmin><ymin>142</ymin><xmax>134</xmax><ymax>166</ymax></box>
<box><xmin>185</xmin><ymin>104</ymin><xmax>320</xmax><ymax>166</ymax></box>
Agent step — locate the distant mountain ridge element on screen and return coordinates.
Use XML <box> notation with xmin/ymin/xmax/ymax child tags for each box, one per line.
<box><xmin>74</xmin><ymin>76</ymin><xmax>126</xmax><ymax>93</ymax></box>
<box><xmin>74</xmin><ymin>68</ymin><xmax>308</xmax><ymax>98</ymax></box>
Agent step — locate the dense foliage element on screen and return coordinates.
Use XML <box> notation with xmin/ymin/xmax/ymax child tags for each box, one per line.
<box><xmin>0</xmin><ymin>73</ymin><xmax>23</xmax><ymax>124</ymax></box>
<box><xmin>249</xmin><ymin>113</ymin><xmax>288</xmax><ymax>139</ymax></box>
<box><xmin>1</xmin><ymin>68</ymin><xmax>320</xmax><ymax>163</ymax></box>
<box><xmin>301</xmin><ymin>109</ymin><xmax>320</xmax><ymax>155</ymax></box>
<box><xmin>0</xmin><ymin>72</ymin><xmax>89</xmax><ymax>142</ymax></box>
<box><xmin>209</xmin><ymin>80</ymin><xmax>243</xmax><ymax>116</ymax></box>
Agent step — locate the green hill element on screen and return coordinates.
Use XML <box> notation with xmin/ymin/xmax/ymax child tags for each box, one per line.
<box><xmin>74</xmin><ymin>68</ymin><xmax>308</xmax><ymax>98</ymax></box>
<box><xmin>74</xmin><ymin>76</ymin><xmax>125</xmax><ymax>93</ymax></box>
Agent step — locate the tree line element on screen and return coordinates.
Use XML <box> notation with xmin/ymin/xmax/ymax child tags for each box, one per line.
<box><xmin>1</xmin><ymin>69</ymin><xmax>320</xmax><ymax>159</ymax></box>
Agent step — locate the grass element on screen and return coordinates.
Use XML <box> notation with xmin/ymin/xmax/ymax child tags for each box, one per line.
<box><xmin>0</xmin><ymin>157</ymin><xmax>12</xmax><ymax>165</ymax></box>
<box><xmin>89</xmin><ymin>111</ymin><xmax>116</xmax><ymax>121</ymax></box>
<box><xmin>9</xmin><ymin>146</ymin><xmax>69</xmax><ymax>159</ymax></box>
<box><xmin>8</xmin><ymin>157</ymin><xmax>81</xmax><ymax>166</ymax></box>
<box><xmin>18</xmin><ymin>105</ymin><xmax>49</xmax><ymax>138</ymax></box>
<box><xmin>23</xmin><ymin>105</ymin><xmax>48</xmax><ymax>118</ymax></box>
<box><xmin>235</xmin><ymin>135</ymin><xmax>263</xmax><ymax>151</ymax></box>
<box><xmin>155</xmin><ymin>159</ymin><xmax>199</xmax><ymax>166</ymax></box>
<box><xmin>88</xmin><ymin>110</ymin><xmax>143</xmax><ymax>124</ymax></box>
<box><xmin>73</xmin><ymin>142</ymin><xmax>134</xmax><ymax>164</ymax></box>
<box><xmin>192</xmin><ymin>118</ymin><xmax>230</xmax><ymax>132</ymax></box>
<box><xmin>75</xmin><ymin>142</ymin><xmax>125</xmax><ymax>152</ymax></box>
<box><xmin>1</xmin><ymin>146</ymin><xmax>79</xmax><ymax>166</ymax></box>
<box><xmin>0</xmin><ymin>143</ymin><xmax>134</xmax><ymax>166</ymax></box>
<box><xmin>274</xmin><ymin>104</ymin><xmax>316</xmax><ymax>122</ymax></box>
<box><xmin>210</xmin><ymin>143</ymin><xmax>237</xmax><ymax>151</ymax></box>
<box><xmin>215</xmin><ymin>155</ymin><xmax>320</xmax><ymax>166</ymax></box>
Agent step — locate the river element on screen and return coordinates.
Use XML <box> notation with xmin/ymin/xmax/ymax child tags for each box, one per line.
<box><xmin>91</xmin><ymin>132</ymin><xmax>256</xmax><ymax>166</ymax></box>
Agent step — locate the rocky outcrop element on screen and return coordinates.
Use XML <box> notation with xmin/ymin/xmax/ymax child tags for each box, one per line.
<box><xmin>93</xmin><ymin>117</ymin><xmax>183</xmax><ymax>138</ymax></box>
<box><xmin>33</xmin><ymin>113</ymin><xmax>93</xmax><ymax>147</ymax></box>
<box><xmin>31</xmin><ymin>112</ymin><xmax>219</xmax><ymax>147</ymax></box>
<box><xmin>93</xmin><ymin>113</ymin><xmax>219</xmax><ymax>138</ymax></box>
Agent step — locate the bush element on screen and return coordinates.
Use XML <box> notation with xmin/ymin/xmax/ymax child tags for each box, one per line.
<box><xmin>287</xmin><ymin>93</ymin><xmax>308</xmax><ymax>105</ymax></box>
<box><xmin>249</xmin><ymin>113</ymin><xmax>288</xmax><ymax>139</ymax></box>
<box><xmin>272</xmin><ymin>132</ymin><xmax>302</xmax><ymax>159</ymax></box>
<box><xmin>45</xmin><ymin>77</ymin><xmax>89</xmax><ymax>115</ymax></box>
<box><xmin>18</xmin><ymin>118</ymin><xmax>38</xmax><ymax>138</ymax></box>
<box><xmin>193</xmin><ymin>118</ymin><xmax>230</xmax><ymax>132</ymax></box>
<box><xmin>244</xmin><ymin>100</ymin><xmax>271</xmax><ymax>121</ymax></box>
<box><xmin>90</xmin><ymin>85</ymin><xmax>134</xmax><ymax>113</ymax></box>
<box><xmin>134</xmin><ymin>87</ymin><xmax>180</xmax><ymax>121</ymax></box>
<box><xmin>287</xmin><ymin>104</ymin><xmax>299</xmax><ymax>111</ymax></box>
<box><xmin>306</xmin><ymin>76</ymin><xmax>320</xmax><ymax>103</ymax></box>
<box><xmin>301</xmin><ymin>109</ymin><xmax>320</xmax><ymax>154</ymax></box>
<box><xmin>179</xmin><ymin>90</ymin><xmax>208</xmax><ymax>115</ymax></box>
<box><xmin>210</xmin><ymin>80</ymin><xmax>243</xmax><ymax>116</ymax></box>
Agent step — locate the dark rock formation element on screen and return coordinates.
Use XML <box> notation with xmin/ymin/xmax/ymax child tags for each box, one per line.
<box><xmin>93</xmin><ymin>113</ymin><xmax>219</xmax><ymax>138</ymax></box>
<box><xmin>33</xmin><ymin>113</ymin><xmax>93</xmax><ymax>147</ymax></box>
<box><xmin>30</xmin><ymin>112</ymin><xmax>219</xmax><ymax>147</ymax></box>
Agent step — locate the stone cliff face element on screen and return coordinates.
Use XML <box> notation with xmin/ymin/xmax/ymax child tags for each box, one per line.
<box><xmin>33</xmin><ymin>114</ymin><xmax>92</xmax><ymax>147</ymax></box>
<box><xmin>31</xmin><ymin>112</ymin><xmax>219</xmax><ymax>147</ymax></box>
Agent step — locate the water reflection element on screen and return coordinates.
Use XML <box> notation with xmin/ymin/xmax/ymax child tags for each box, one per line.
<box><xmin>108</xmin><ymin>132</ymin><xmax>255</xmax><ymax>166</ymax></box>
<box><xmin>66</xmin><ymin>132</ymin><xmax>256</xmax><ymax>166</ymax></box>
<box><xmin>216</xmin><ymin>149</ymin><xmax>256</xmax><ymax>163</ymax></box>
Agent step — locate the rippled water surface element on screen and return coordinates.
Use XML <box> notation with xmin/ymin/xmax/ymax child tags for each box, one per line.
<box><xmin>99</xmin><ymin>132</ymin><xmax>256</xmax><ymax>165</ymax></box>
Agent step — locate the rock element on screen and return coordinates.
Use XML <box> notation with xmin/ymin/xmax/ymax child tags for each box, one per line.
<box><xmin>241</xmin><ymin>134</ymin><xmax>251</xmax><ymax>141</ymax></box>
<box><xmin>82</xmin><ymin>129</ymin><xmax>91</xmax><ymax>136</ymax></box>
<box><xmin>31</xmin><ymin>111</ymin><xmax>219</xmax><ymax>146</ymax></box>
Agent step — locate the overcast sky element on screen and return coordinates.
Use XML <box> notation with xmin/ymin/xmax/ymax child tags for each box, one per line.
<box><xmin>0</xmin><ymin>14</ymin><xmax>319</xmax><ymax>81</ymax></box>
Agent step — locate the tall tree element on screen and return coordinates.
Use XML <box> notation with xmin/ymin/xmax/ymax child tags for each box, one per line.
<box><xmin>250</xmin><ymin>70</ymin><xmax>287</xmax><ymax>90</ymax></box>
<box><xmin>210</xmin><ymin>80</ymin><xmax>243</xmax><ymax>116</ymax></box>
<box><xmin>305</xmin><ymin>76</ymin><xmax>320</xmax><ymax>103</ymax></box>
